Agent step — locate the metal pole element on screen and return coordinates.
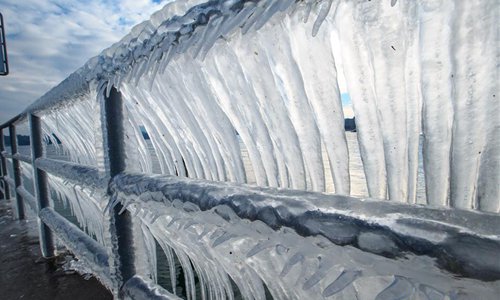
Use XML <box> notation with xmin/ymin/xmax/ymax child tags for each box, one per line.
<box><xmin>9</xmin><ymin>125</ymin><xmax>25</xmax><ymax>219</ymax></box>
<box><xmin>29</xmin><ymin>114</ymin><xmax>55</xmax><ymax>257</ymax></box>
<box><xmin>100</xmin><ymin>86</ymin><xmax>135</xmax><ymax>289</ymax></box>
<box><xmin>0</xmin><ymin>128</ymin><xmax>9</xmax><ymax>200</ymax></box>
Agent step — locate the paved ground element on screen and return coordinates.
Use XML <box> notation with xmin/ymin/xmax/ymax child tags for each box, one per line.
<box><xmin>0</xmin><ymin>199</ymin><xmax>113</xmax><ymax>300</ymax></box>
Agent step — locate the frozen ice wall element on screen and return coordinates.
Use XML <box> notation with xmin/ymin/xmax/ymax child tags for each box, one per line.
<box><xmin>33</xmin><ymin>0</ymin><xmax>498</xmax><ymax>248</ymax></box>
<box><xmin>78</xmin><ymin>0</ymin><xmax>497</xmax><ymax>211</ymax></box>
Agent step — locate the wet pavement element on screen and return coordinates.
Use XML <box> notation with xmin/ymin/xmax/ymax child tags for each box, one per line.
<box><xmin>0</xmin><ymin>199</ymin><xmax>113</xmax><ymax>300</ymax></box>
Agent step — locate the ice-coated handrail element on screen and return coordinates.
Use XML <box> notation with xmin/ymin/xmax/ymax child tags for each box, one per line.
<box><xmin>13</xmin><ymin>153</ymin><xmax>32</xmax><ymax>164</ymax></box>
<box><xmin>110</xmin><ymin>172</ymin><xmax>500</xmax><ymax>281</ymax></box>
<box><xmin>39</xmin><ymin>207</ymin><xmax>110</xmax><ymax>279</ymax></box>
<box><xmin>120</xmin><ymin>276</ymin><xmax>182</xmax><ymax>300</ymax></box>
<box><xmin>35</xmin><ymin>157</ymin><xmax>104</xmax><ymax>189</ymax></box>
<box><xmin>16</xmin><ymin>186</ymin><xmax>36</xmax><ymax>211</ymax></box>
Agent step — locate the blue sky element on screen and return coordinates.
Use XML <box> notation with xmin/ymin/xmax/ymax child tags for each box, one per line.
<box><xmin>0</xmin><ymin>0</ymin><xmax>354</xmax><ymax>125</ymax></box>
<box><xmin>0</xmin><ymin>0</ymin><xmax>169</xmax><ymax>124</ymax></box>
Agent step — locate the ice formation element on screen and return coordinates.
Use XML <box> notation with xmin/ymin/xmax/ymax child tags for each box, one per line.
<box><xmin>9</xmin><ymin>0</ymin><xmax>499</xmax><ymax>299</ymax></box>
<box><xmin>28</xmin><ymin>0</ymin><xmax>498</xmax><ymax>210</ymax></box>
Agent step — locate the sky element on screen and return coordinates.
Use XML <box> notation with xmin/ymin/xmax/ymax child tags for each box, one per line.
<box><xmin>0</xmin><ymin>0</ymin><xmax>169</xmax><ymax>124</ymax></box>
<box><xmin>0</xmin><ymin>0</ymin><xmax>353</xmax><ymax>126</ymax></box>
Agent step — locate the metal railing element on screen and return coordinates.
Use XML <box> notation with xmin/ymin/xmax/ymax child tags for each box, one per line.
<box><xmin>0</xmin><ymin>1</ymin><xmax>498</xmax><ymax>297</ymax></box>
<box><xmin>1</xmin><ymin>87</ymin><xmax>500</xmax><ymax>298</ymax></box>
<box><xmin>0</xmin><ymin>89</ymin><xmax>181</xmax><ymax>299</ymax></box>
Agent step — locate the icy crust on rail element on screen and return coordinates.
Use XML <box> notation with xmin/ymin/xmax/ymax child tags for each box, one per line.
<box><xmin>120</xmin><ymin>275</ymin><xmax>182</xmax><ymax>300</ymax></box>
<box><xmin>36</xmin><ymin>158</ymin><xmax>104</xmax><ymax>190</ymax></box>
<box><xmin>111</xmin><ymin>173</ymin><xmax>500</xmax><ymax>282</ymax></box>
<box><xmin>39</xmin><ymin>207</ymin><xmax>112</xmax><ymax>287</ymax></box>
<box><xmin>111</xmin><ymin>176</ymin><xmax>498</xmax><ymax>299</ymax></box>
<box><xmin>21</xmin><ymin>71</ymin><xmax>90</xmax><ymax>121</ymax></box>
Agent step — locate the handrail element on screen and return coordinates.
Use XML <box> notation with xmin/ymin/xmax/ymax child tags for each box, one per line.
<box><xmin>120</xmin><ymin>276</ymin><xmax>182</xmax><ymax>300</ymax></box>
<box><xmin>4</xmin><ymin>176</ymin><xmax>14</xmax><ymax>188</ymax></box>
<box><xmin>110</xmin><ymin>172</ymin><xmax>500</xmax><ymax>280</ymax></box>
<box><xmin>35</xmin><ymin>158</ymin><xmax>104</xmax><ymax>189</ymax></box>
<box><xmin>13</xmin><ymin>153</ymin><xmax>32</xmax><ymax>164</ymax></box>
<box><xmin>16</xmin><ymin>186</ymin><xmax>36</xmax><ymax>211</ymax></box>
<box><xmin>39</xmin><ymin>207</ymin><xmax>110</xmax><ymax>276</ymax></box>
<box><xmin>0</xmin><ymin>114</ymin><xmax>22</xmax><ymax>129</ymax></box>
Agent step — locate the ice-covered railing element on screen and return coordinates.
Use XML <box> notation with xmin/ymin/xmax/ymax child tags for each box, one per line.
<box><xmin>0</xmin><ymin>0</ymin><xmax>499</xmax><ymax>299</ymax></box>
<box><xmin>10</xmin><ymin>0</ymin><xmax>497</xmax><ymax>210</ymax></box>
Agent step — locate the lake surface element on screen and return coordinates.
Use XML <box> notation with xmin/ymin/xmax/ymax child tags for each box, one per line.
<box><xmin>8</xmin><ymin>131</ymin><xmax>427</xmax><ymax>203</ymax></box>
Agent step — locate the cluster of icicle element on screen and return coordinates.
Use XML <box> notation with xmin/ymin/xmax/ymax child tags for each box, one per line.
<box><xmin>104</xmin><ymin>0</ymin><xmax>495</xmax><ymax>210</ymax></box>
<box><xmin>39</xmin><ymin>0</ymin><xmax>498</xmax><ymax>210</ymax></box>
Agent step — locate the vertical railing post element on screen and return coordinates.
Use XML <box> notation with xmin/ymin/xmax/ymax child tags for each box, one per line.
<box><xmin>99</xmin><ymin>86</ymin><xmax>135</xmax><ymax>291</ymax></box>
<box><xmin>29</xmin><ymin>114</ymin><xmax>55</xmax><ymax>257</ymax></box>
<box><xmin>0</xmin><ymin>128</ymin><xmax>9</xmax><ymax>200</ymax></box>
<box><xmin>9</xmin><ymin>124</ymin><xmax>25</xmax><ymax>219</ymax></box>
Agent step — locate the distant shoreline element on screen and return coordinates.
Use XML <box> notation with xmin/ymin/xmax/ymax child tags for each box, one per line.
<box><xmin>5</xmin><ymin>118</ymin><xmax>356</xmax><ymax>146</ymax></box>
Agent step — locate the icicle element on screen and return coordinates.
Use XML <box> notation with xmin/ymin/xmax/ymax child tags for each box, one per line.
<box><xmin>450</xmin><ymin>0</ymin><xmax>498</xmax><ymax>211</ymax></box>
<box><xmin>336</xmin><ymin>1</ymin><xmax>387</xmax><ymax>199</ymax></box>
<box><xmin>259</xmin><ymin>19</ymin><xmax>325</xmax><ymax>191</ymax></box>
<box><xmin>240</xmin><ymin>3</ymin><xmax>266</xmax><ymax>35</ymax></box>
<box><xmin>403</xmin><ymin>1</ymin><xmax>422</xmax><ymax>204</ymax></box>
<box><xmin>287</xmin><ymin>8</ymin><xmax>350</xmax><ymax>194</ymax></box>
<box><xmin>311</xmin><ymin>0</ymin><xmax>334</xmax><ymax>37</ymax></box>
<box><xmin>419</xmin><ymin>0</ymin><xmax>455</xmax><ymax>206</ymax></box>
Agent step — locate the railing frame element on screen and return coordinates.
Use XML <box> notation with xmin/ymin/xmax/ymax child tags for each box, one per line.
<box><xmin>0</xmin><ymin>86</ymin><xmax>159</xmax><ymax>298</ymax></box>
<box><xmin>0</xmin><ymin>128</ymin><xmax>9</xmax><ymax>200</ymax></box>
<box><xmin>99</xmin><ymin>86</ymin><xmax>136</xmax><ymax>290</ymax></box>
<box><xmin>9</xmin><ymin>124</ymin><xmax>25</xmax><ymax>219</ymax></box>
<box><xmin>0</xmin><ymin>89</ymin><xmax>499</xmax><ymax>297</ymax></box>
<box><xmin>29</xmin><ymin>114</ymin><xmax>56</xmax><ymax>257</ymax></box>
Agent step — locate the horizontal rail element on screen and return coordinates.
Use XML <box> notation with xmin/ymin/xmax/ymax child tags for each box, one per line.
<box><xmin>39</xmin><ymin>207</ymin><xmax>109</xmax><ymax>273</ymax></box>
<box><xmin>13</xmin><ymin>153</ymin><xmax>32</xmax><ymax>164</ymax></box>
<box><xmin>0</xmin><ymin>114</ymin><xmax>22</xmax><ymax>129</ymax></box>
<box><xmin>2</xmin><ymin>151</ymin><xmax>13</xmax><ymax>159</ymax></box>
<box><xmin>111</xmin><ymin>172</ymin><xmax>500</xmax><ymax>280</ymax></box>
<box><xmin>35</xmin><ymin>158</ymin><xmax>104</xmax><ymax>189</ymax></box>
<box><xmin>4</xmin><ymin>176</ymin><xmax>15</xmax><ymax>188</ymax></box>
<box><xmin>16</xmin><ymin>186</ymin><xmax>36</xmax><ymax>211</ymax></box>
<box><xmin>120</xmin><ymin>276</ymin><xmax>182</xmax><ymax>300</ymax></box>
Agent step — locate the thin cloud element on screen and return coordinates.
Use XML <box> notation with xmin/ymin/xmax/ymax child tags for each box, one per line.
<box><xmin>0</xmin><ymin>0</ymin><xmax>168</xmax><ymax>123</ymax></box>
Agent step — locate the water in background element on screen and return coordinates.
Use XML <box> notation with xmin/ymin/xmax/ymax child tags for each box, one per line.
<box><xmin>142</xmin><ymin>132</ymin><xmax>425</xmax><ymax>202</ymax></box>
<box><xmin>10</xmin><ymin>131</ymin><xmax>427</xmax><ymax>209</ymax></box>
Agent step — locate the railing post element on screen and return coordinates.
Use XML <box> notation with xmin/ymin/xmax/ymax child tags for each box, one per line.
<box><xmin>0</xmin><ymin>128</ymin><xmax>9</xmax><ymax>200</ymax></box>
<box><xmin>99</xmin><ymin>86</ymin><xmax>135</xmax><ymax>291</ymax></box>
<box><xmin>9</xmin><ymin>124</ymin><xmax>25</xmax><ymax>219</ymax></box>
<box><xmin>29</xmin><ymin>114</ymin><xmax>55</xmax><ymax>257</ymax></box>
